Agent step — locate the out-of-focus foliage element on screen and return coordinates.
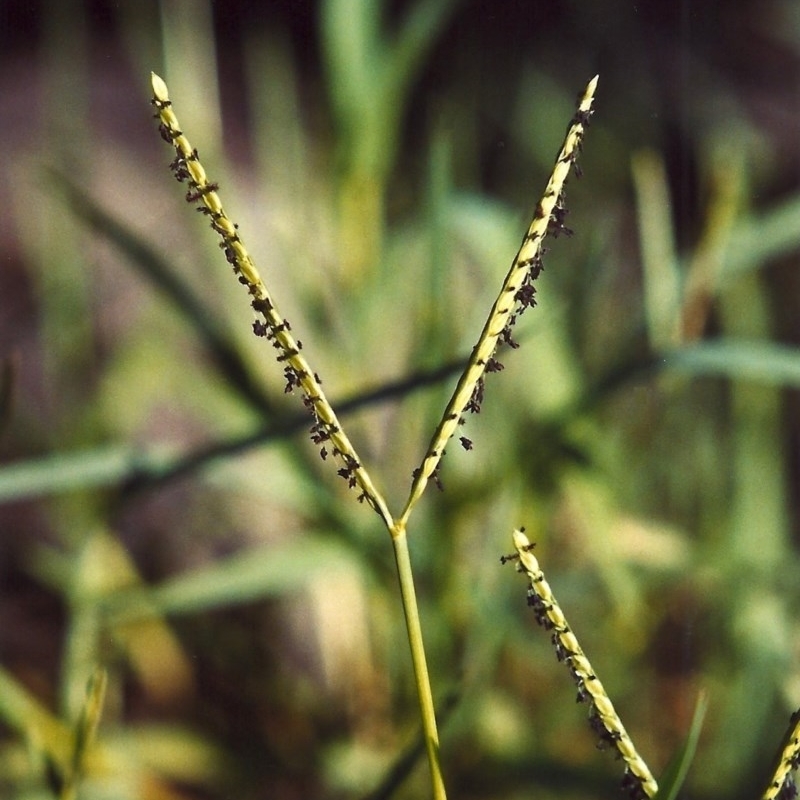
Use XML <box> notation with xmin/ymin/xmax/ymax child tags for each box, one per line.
<box><xmin>1</xmin><ymin>1</ymin><xmax>799</xmax><ymax>799</ymax></box>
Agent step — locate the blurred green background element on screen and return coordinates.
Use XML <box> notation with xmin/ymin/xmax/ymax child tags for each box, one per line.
<box><xmin>1</xmin><ymin>1</ymin><xmax>800</xmax><ymax>798</ymax></box>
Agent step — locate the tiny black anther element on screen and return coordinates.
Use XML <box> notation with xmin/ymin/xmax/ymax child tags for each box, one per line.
<box><xmin>547</xmin><ymin>204</ymin><xmax>573</xmax><ymax>238</ymax></box>
<box><xmin>779</xmin><ymin>779</ymin><xmax>798</xmax><ymax>800</ymax></box>
<box><xmin>573</xmin><ymin>107</ymin><xmax>594</xmax><ymax>127</ymax></box>
<box><xmin>252</xmin><ymin>320</ymin><xmax>269</xmax><ymax>337</ymax></box>
<box><xmin>515</xmin><ymin>282</ymin><xmax>537</xmax><ymax>308</ymax></box>
<box><xmin>485</xmin><ymin>358</ymin><xmax>504</xmax><ymax>373</ymax></box>
<box><xmin>283</xmin><ymin>365</ymin><xmax>303</xmax><ymax>393</ymax></box>
<box><xmin>466</xmin><ymin>377</ymin><xmax>485</xmax><ymax>414</ymax></box>
<box><xmin>277</xmin><ymin>349</ymin><xmax>299</xmax><ymax>363</ymax></box>
<box><xmin>621</xmin><ymin>770</ymin><xmax>648</xmax><ymax>800</ymax></box>
<box><xmin>252</xmin><ymin>298</ymin><xmax>273</xmax><ymax>314</ymax></box>
<box><xmin>553</xmin><ymin>640</ymin><xmax>567</xmax><ymax>663</ymax></box>
<box><xmin>158</xmin><ymin>123</ymin><xmax>177</xmax><ymax>144</ymax></box>
<box><xmin>170</xmin><ymin>156</ymin><xmax>191</xmax><ymax>182</ymax></box>
<box><xmin>459</xmin><ymin>437</ymin><xmax>473</xmax><ymax>451</ymax></box>
<box><xmin>185</xmin><ymin>182</ymin><xmax>218</xmax><ymax>203</ymax></box>
<box><xmin>499</xmin><ymin>552</ymin><xmax>519</xmax><ymax>565</ymax></box>
<box><xmin>499</xmin><ymin>326</ymin><xmax>520</xmax><ymax>349</ymax></box>
<box><xmin>528</xmin><ymin>254</ymin><xmax>545</xmax><ymax>278</ymax></box>
<box><xmin>310</xmin><ymin>425</ymin><xmax>331</xmax><ymax>444</ymax></box>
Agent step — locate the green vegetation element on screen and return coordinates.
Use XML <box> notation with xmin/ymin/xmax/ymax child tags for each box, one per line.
<box><xmin>2</xmin><ymin>2</ymin><xmax>800</xmax><ymax>799</ymax></box>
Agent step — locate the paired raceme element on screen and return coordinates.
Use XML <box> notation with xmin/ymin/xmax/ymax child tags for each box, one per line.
<box><xmin>504</xmin><ymin>528</ymin><xmax>658</xmax><ymax>800</ymax></box>
<box><xmin>150</xmin><ymin>70</ymin><xmax>598</xmax><ymax>524</ymax></box>
<box><xmin>150</xmin><ymin>70</ymin><xmax>597</xmax><ymax>800</ymax></box>
<box><xmin>151</xmin><ymin>67</ymin><xmax>800</xmax><ymax>800</ymax></box>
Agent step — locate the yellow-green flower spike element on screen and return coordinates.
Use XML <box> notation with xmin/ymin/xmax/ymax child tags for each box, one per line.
<box><xmin>509</xmin><ymin>528</ymin><xmax>658</xmax><ymax>800</ymax></box>
<box><xmin>762</xmin><ymin>711</ymin><xmax>800</xmax><ymax>800</ymax></box>
<box><xmin>399</xmin><ymin>76</ymin><xmax>598</xmax><ymax>525</ymax></box>
<box><xmin>150</xmin><ymin>73</ymin><xmax>393</xmax><ymax>527</ymax></box>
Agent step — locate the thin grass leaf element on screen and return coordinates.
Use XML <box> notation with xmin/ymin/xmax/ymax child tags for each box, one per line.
<box><xmin>48</xmin><ymin>171</ymin><xmax>274</xmax><ymax>415</ymax></box>
<box><xmin>123</xmin><ymin>724</ymin><xmax>230</xmax><ymax>785</ymax></box>
<box><xmin>387</xmin><ymin>0</ymin><xmax>462</xmax><ymax>107</ymax></box>
<box><xmin>653</xmin><ymin>691</ymin><xmax>707</xmax><ymax>800</ymax></box>
<box><xmin>721</xmin><ymin>193</ymin><xmax>800</xmax><ymax>280</ymax></box>
<box><xmin>361</xmin><ymin>691</ymin><xmax>458</xmax><ymax>800</ymax></box>
<box><xmin>66</xmin><ymin>532</ymin><xmax>192</xmax><ymax>705</ymax></box>
<box><xmin>0</xmin><ymin>355</ymin><xmax>15</xmax><ymax>440</ymax></box>
<box><xmin>0</xmin><ymin>445</ymin><xmax>171</xmax><ymax>503</ymax></box>
<box><xmin>0</xmin><ymin>358</ymin><xmax>465</xmax><ymax>503</ymax></box>
<box><xmin>680</xmin><ymin>143</ymin><xmax>744</xmax><ymax>340</ymax></box>
<box><xmin>663</xmin><ymin>340</ymin><xmax>800</xmax><ymax>387</ymax></box>
<box><xmin>321</xmin><ymin>0</ymin><xmax>460</xmax><ymax>174</ymax></box>
<box><xmin>0</xmin><ymin>666</ymin><xmax>75</xmax><ymax>778</ymax></box>
<box><xmin>61</xmin><ymin>667</ymin><xmax>108</xmax><ymax>800</ymax></box>
<box><xmin>320</xmin><ymin>0</ymin><xmax>462</xmax><ymax>284</ymax></box>
<box><xmin>632</xmin><ymin>150</ymin><xmax>681</xmax><ymax>350</ymax></box>
<box><xmin>103</xmin><ymin>536</ymin><xmax>356</xmax><ymax>623</ymax></box>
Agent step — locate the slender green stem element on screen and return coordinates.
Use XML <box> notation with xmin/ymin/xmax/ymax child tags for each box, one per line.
<box><xmin>392</xmin><ymin>524</ymin><xmax>446</xmax><ymax>800</ymax></box>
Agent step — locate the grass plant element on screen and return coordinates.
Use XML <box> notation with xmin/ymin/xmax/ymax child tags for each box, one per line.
<box><xmin>149</xmin><ymin>68</ymin><xmax>597</xmax><ymax>799</ymax></box>
<box><xmin>3</xmin><ymin>5</ymin><xmax>800</xmax><ymax>800</ymax></box>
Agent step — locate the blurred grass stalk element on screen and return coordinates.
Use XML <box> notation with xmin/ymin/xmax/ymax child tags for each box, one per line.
<box><xmin>321</xmin><ymin>0</ymin><xmax>461</xmax><ymax>284</ymax></box>
<box><xmin>160</xmin><ymin>0</ymin><xmax>222</xmax><ymax>165</ymax></box>
<box><xmin>633</xmin><ymin>135</ymin><xmax>797</xmax><ymax>787</ymax></box>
